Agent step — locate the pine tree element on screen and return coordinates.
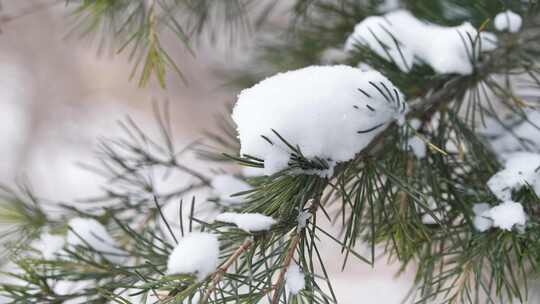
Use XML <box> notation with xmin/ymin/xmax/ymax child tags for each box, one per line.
<box><xmin>1</xmin><ymin>1</ymin><xmax>540</xmax><ymax>303</ymax></box>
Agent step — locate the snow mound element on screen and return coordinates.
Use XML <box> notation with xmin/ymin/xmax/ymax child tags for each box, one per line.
<box><xmin>67</xmin><ymin>218</ymin><xmax>125</xmax><ymax>263</ymax></box>
<box><xmin>487</xmin><ymin>152</ymin><xmax>540</xmax><ymax>201</ymax></box>
<box><xmin>494</xmin><ymin>10</ymin><xmax>522</xmax><ymax>33</ymax></box>
<box><xmin>486</xmin><ymin>201</ymin><xmax>527</xmax><ymax>231</ymax></box>
<box><xmin>345</xmin><ymin>10</ymin><xmax>497</xmax><ymax>75</ymax></box>
<box><xmin>473</xmin><ymin>201</ymin><xmax>527</xmax><ymax>232</ymax></box>
<box><xmin>232</xmin><ymin>65</ymin><xmax>407</xmax><ymax>176</ymax></box>
<box><xmin>167</xmin><ymin>232</ymin><xmax>219</xmax><ymax>280</ymax></box>
<box><xmin>215</xmin><ymin>212</ymin><xmax>275</xmax><ymax>232</ymax></box>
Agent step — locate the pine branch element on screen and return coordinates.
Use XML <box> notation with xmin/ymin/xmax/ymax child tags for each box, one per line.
<box><xmin>200</xmin><ymin>237</ymin><xmax>253</xmax><ymax>304</ymax></box>
<box><xmin>2</xmin><ymin>3</ymin><xmax>540</xmax><ymax>304</ymax></box>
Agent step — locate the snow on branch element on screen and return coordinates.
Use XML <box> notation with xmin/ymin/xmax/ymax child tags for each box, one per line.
<box><xmin>215</xmin><ymin>212</ymin><xmax>276</xmax><ymax>232</ymax></box>
<box><xmin>285</xmin><ymin>264</ymin><xmax>305</xmax><ymax>295</ymax></box>
<box><xmin>344</xmin><ymin>10</ymin><xmax>498</xmax><ymax>75</ymax></box>
<box><xmin>474</xmin><ymin>201</ymin><xmax>527</xmax><ymax>232</ymax></box>
<box><xmin>232</xmin><ymin>65</ymin><xmax>407</xmax><ymax>176</ymax></box>
<box><xmin>487</xmin><ymin>152</ymin><xmax>540</xmax><ymax>201</ymax></box>
<box><xmin>473</xmin><ymin>152</ymin><xmax>540</xmax><ymax>232</ymax></box>
<box><xmin>167</xmin><ymin>232</ymin><xmax>220</xmax><ymax>280</ymax></box>
<box><xmin>494</xmin><ymin>10</ymin><xmax>523</xmax><ymax>33</ymax></box>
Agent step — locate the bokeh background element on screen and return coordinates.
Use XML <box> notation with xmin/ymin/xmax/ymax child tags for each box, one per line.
<box><xmin>0</xmin><ymin>1</ymin><xmax>415</xmax><ymax>302</ymax></box>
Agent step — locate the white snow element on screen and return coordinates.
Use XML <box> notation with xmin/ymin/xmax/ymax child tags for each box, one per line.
<box><xmin>232</xmin><ymin>65</ymin><xmax>407</xmax><ymax>176</ymax></box>
<box><xmin>297</xmin><ymin>211</ymin><xmax>312</xmax><ymax>230</ymax></box>
<box><xmin>473</xmin><ymin>203</ymin><xmax>493</xmax><ymax>232</ymax></box>
<box><xmin>285</xmin><ymin>264</ymin><xmax>305</xmax><ymax>295</ymax></box>
<box><xmin>67</xmin><ymin>218</ymin><xmax>125</xmax><ymax>263</ymax></box>
<box><xmin>406</xmin><ymin>136</ymin><xmax>427</xmax><ymax>159</ymax></box>
<box><xmin>401</xmin><ymin>119</ymin><xmax>427</xmax><ymax>158</ymax></box>
<box><xmin>166</xmin><ymin>232</ymin><xmax>220</xmax><ymax>280</ymax></box>
<box><xmin>473</xmin><ymin>201</ymin><xmax>527</xmax><ymax>232</ymax></box>
<box><xmin>53</xmin><ymin>280</ymin><xmax>93</xmax><ymax>304</ymax></box>
<box><xmin>34</xmin><ymin>232</ymin><xmax>65</xmax><ymax>260</ymax></box>
<box><xmin>344</xmin><ymin>10</ymin><xmax>497</xmax><ymax>75</ymax></box>
<box><xmin>211</xmin><ymin>174</ymin><xmax>252</xmax><ymax>205</ymax></box>
<box><xmin>215</xmin><ymin>212</ymin><xmax>276</xmax><ymax>232</ymax></box>
<box><xmin>485</xmin><ymin>201</ymin><xmax>527</xmax><ymax>231</ymax></box>
<box><xmin>494</xmin><ymin>10</ymin><xmax>522</xmax><ymax>33</ymax></box>
<box><xmin>486</xmin><ymin>152</ymin><xmax>540</xmax><ymax>201</ymax></box>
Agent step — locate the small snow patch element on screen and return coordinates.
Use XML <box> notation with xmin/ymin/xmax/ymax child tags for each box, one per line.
<box><xmin>285</xmin><ymin>264</ymin><xmax>305</xmax><ymax>295</ymax></box>
<box><xmin>167</xmin><ymin>232</ymin><xmax>220</xmax><ymax>280</ymax></box>
<box><xmin>486</xmin><ymin>201</ymin><xmax>527</xmax><ymax>231</ymax></box>
<box><xmin>296</xmin><ymin>211</ymin><xmax>312</xmax><ymax>230</ymax></box>
<box><xmin>216</xmin><ymin>212</ymin><xmax>275</xmax><ymax>232</ymax></box>
<box><xmin>487</xmin><ymin>152</ymin><xmax>540</xmax><ymax>201</ymax></box>
<box><xmin>473</xmin><ymin>202</ymin><xmax>527</xmax><ymax>232</ymax></box>
<box><xmin>494</xmin><ymin>10</ymin><xmax>522</xmax><ymax>33</ymax></box>
<box><xmin>406</xmin><ymin>136</ymin><xmax>427</xmax><ymax>159</ymax></box>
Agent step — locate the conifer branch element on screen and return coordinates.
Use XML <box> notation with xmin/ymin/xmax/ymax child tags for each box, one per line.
<box><xmin>1</xmin><ymin>3</ymin><xmax>539</xmax><ymax>304</ymax></box>
<box><xmin>201</xmin><ymin>238</ymin><xmax>254</xmax><ymax>304</ymax></box>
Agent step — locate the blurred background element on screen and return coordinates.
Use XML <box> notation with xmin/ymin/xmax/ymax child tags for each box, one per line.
<box><xmin>0</xmin><ymin>1</ymin><xmax>415</xmax><ymax>302</ymax></box>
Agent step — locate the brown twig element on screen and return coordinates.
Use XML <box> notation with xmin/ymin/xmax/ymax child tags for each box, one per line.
<box><xmin>271</xmin><ymin>233</ymin><xmax>302</xmax><ymax>304</ymax></box>
<box><xmin>200</xmin><ymin>238</ymin><xmax>254</xmax><ymax>303</ymax></box>
<box><xmin>398</xmin><ymin>157</ymin><xmax>415</xmax><ymax>217</ymax></box>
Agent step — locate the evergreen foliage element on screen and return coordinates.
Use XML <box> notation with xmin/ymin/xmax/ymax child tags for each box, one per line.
<box><xmin>1</xmin><ymin>1</ymin><xmax>540</xmax><ymax>304</ymax></box>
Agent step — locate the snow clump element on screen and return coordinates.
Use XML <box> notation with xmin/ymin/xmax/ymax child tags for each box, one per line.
<box><xmin>215</xmin><ymin>212</ymin><xmax>275</xmax><ymax>232</ymax></box>
<box><xmin>285</xmin><ymin>264</ymin><xmax>305</xmax><ymax>295</ymax></box>
<box><xmin>232</xmin><ymin>65</ymin><xmax>407</xmax><ymax>176</ymax></box>
<box><xmin>344</xmin><ymin>10</ymin><xmax>497</xmax><ymax>75</ymax></box>
<box><xmin>486</xmin><ymin>152</ymin><xmax>540</xmax><ymax>201</ymax></box>
<box><xmin>494</xmin><ymin>10</ymin><xmax>522</xmax><ymax>33</ymax></box>
<box><xmin>167</xmin><ymin>232</ymin><xmax>220</xmax><ymax>280</ymax></box>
